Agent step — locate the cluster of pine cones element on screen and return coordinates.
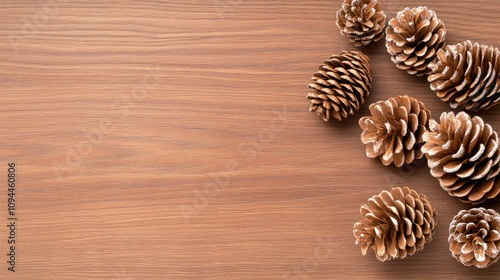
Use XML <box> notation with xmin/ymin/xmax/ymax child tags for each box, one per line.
<box><xmin>306</xmin><ymin>0</ymin><xmax>500</xmax><ymax>269</ymax></box>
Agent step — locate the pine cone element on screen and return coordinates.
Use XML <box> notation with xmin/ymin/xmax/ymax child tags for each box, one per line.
<box><xmin>421</xmin><ymin>111</ymin><xmax>500</xmax><ymax>204</ymax></box>
<box><xmin>386</xmin><ymin>6</ymin><xmax>446</xmax><ymax>76</ymax></box>
<box><xmin>336</xmin><ymin>0</ymin><xmax>387</xmax><ymax>47</ymax></box>
<box><xmin>449</xmin><ymin>208</ymin><xmax>500</xmax><ymax>268</ymax></box>
<box><xmin>307</xmin><ymin>51</ymin><xmax>372</xmax><ymax>121</ymax></box>
<box><xmin>359</xmin><ymin>95</ymin><xmax>431</xmax><ymax>167</ymax></box>
<box><xmin>353</xmin><ymin>186</ymin><xmax>437</xmax><ymax>261</ymax></box>
<box><xmin>428</xmin><ymin>41</ymin><xmax>500</xmax><ymax>112</ymax></box>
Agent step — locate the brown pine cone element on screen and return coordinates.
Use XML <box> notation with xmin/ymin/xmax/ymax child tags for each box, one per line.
<box><xmin>386</xmin><ymin>6</ymin><xmax>446</xmax><ymax>76</ymax></box>
<box><xmin>359</xmin><ymin>95</ymin><xmax>431</xmax><ymax>167</ymax></box>
<box><xmin>428</xmin><ymin>41</ymin><xmax>500</xmax><ymax>112</ymax></box>
<box><xmin>307</xmin><ymin>51</ymin><xmax>372</xmax><ymax>121</ymax></box>
<box><xmin>353</xmin><ymin>186</ymin><xmax>437</xmax><ymax>261</ymax></box>
<box><xmin>449</xmin><ymin>208</ymin><xmax>500</xmax><ymax>268</ymax></box>
<box><xmin>336</xmin><ymin>0</ymin><xmax>387</xmax><ymax>47</ymax></box>
<box><xmin>421</xmin><ymin>111</ymin><xmax>500</xmax><ymax>204</ymax></box>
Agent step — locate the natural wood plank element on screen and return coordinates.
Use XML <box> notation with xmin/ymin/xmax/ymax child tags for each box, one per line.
<box><xmin>1</xmin><ymin>0</ymin><xmax>500</xmax><ymax>279</ymax></box>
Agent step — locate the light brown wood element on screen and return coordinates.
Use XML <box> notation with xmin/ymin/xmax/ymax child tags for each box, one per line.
<box><xmin>1</xmin><ymin>0</ymin><xmax>500</xmax><ymax>279</ymax></box>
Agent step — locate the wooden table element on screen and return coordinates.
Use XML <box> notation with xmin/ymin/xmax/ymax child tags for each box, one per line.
<box><xmin>1</xmin><ymin>0</ymin><xmax>500</xmax><ymax>279</ymax></box>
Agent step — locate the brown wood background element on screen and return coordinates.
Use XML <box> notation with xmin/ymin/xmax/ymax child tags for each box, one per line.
<box><xmin>1</xmin><ymin>0</ymin><xmax>500</xmax><ymax>279</ymax></box>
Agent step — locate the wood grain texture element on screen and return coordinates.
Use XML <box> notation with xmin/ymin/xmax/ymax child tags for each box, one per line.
<box><xmin>1</xmin><ymin>0</ymin><xmax>500</xmax><ymax>279</ymax></box>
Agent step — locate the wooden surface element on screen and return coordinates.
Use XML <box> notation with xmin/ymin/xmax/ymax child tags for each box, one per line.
<box><xmin>1</xmin><ymin>0</ymin><xmax>500</xmax><ymax>279</ymax></box>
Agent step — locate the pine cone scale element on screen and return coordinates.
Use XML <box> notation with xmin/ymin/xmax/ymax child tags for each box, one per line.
<box><xmin>456</xmin><ymin>164</ymin><xmax>475</xmax><ymax>178</ymax></box>
<box><xmin>486</xmin><ymin>182</ymin><xmax>500</xmax><ymax>199</ymax></box>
